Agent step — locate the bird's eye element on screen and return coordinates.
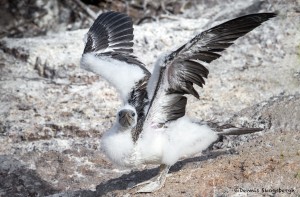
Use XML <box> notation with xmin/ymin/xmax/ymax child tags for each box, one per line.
<box><xmin>118</xmin><ymin>112</ymin><xmax>122</xmax><ymax>117</ymax></box>
<box><xmin>132</xmin><ymin>112</ymin><xmax>135</xmax><ymax>117</ymax></box>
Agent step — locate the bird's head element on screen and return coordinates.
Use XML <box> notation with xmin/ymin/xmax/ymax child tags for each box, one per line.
<box><xmin>117</xmin><ymin>107</ymin><xmax>137</xmax><ymax>128</ymax></box>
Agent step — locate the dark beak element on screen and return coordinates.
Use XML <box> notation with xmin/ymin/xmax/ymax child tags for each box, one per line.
<box><xmin>119</xmin><ymin>111</ymin><xmax>133</xmax><ymax>127</ymax></box>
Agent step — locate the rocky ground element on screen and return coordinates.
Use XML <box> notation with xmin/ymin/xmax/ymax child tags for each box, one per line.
<box><xmin>0</xmin><ymin>0</ymin><xmax>300</xmax><ymax>196</ymax></box>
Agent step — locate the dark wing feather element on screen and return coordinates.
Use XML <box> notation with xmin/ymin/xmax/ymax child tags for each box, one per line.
<box><xmin>128</xmin><ymin>76</ymin><xmax>150</xmax><ymax>142</ymax></box>
<box><xmin>169</xmin><ymin>13</ymin><xmax>277</xmax><ymax>61</ymax></box>
<box><xmin>189</xmin><ymin>51</ymin><xmax>221</xmax><ymax>63</ymax></box>
<box><xmin>162</xmin><ymin>95</ymin><xmax>187</xmax><ymax>122</ymax></box>
<box><xmin>145</xmin><ymin>13</ymin><xmax>276</xmax><ymax>126</ymax></box>
<box><xmin>83</xmin><ymin>11</ymin><xmax>134</xmax><ymax>54</ymax></box>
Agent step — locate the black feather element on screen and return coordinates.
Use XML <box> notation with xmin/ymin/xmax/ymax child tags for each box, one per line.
<box><xmin>109</xmin><ymin>42</ymin><xmax>134</xmax><ymax>49</ymax></box>
<box><xmin>83</xmin><ymin>11</ymin><xmax>135</xmax><ymax>55</ymax></box>
<box><xmin>145</xmin><ymin>13</ymin><xmax>276</xmax><ymax>126</ymax></box>
<box><xmin>164</xmin><ymin>96</ymin><xmax>187</xmax><ymax>121</ymax></box>
<box><xmin>189</xmin><ymin>51</ymin><xmax>221</xmax><ymax>63</ymax></box>
<box><xmin>164</xmin><ymin>13</ymin><xmax>276</xmax><ymax>99</ymax></box>
<box><xmin>109</xmin><ymin>34</ymin><xmax>134</xmax><ymax>44</ymax></box>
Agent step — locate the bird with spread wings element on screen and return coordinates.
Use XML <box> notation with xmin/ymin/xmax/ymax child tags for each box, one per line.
<box><xmin>80</xmin><ymin>11</ymin><xmax>276</xmax><ymax>193</ymax></box>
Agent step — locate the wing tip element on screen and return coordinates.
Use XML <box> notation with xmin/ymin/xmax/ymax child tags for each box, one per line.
<box><xmin>240</xmin><ymin>12</ymin><xmax>277</xmax><ymax>24</ymax></box>
<box><xmin>264</xmin><ymin>12</ymin><xmax>277</xmax><ymax>18</ymax></box>
<box><xmin>83</xmin><ymin>11</ymin><xmax>135</xmax><ymax>54</ymax></box>
<box><xmin>257</xmin><ymin>12</ymin><xmax>277</xmax><ymax>22</ymax></box>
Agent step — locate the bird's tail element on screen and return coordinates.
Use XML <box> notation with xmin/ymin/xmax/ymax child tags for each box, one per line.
<box><xmin>200</xmin><ymin>121</ymin><xmax>263</xmax><ymax>136</ymax></box>
<box><xmin>217</xmin><ymin>127</ymin><xmax>263</xmax><ymax>136</ymax></box>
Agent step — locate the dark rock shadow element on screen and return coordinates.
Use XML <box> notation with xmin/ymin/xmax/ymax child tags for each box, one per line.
<box><xmin>0</xmin><ymin>155</ymin><xmax>58</xmax><ymax>197</ymax></box>
<box><xmin>53</xmin><ymin>149</ymin><xmax>234</xmax><ymax>196</ymax></box>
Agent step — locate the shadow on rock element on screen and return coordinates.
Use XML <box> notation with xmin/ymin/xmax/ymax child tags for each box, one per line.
<box><xmin>0</xmin><ymin>155</ymin><xmax>58</xmax><ymax>197</ymax></box>
<box><xmin>170</xmin><ymin>149</ymin><xmax>236</xmax><ymax>173</ymax></box>
<box><xmin>51</xmin><ymin>149</ymin><xmax>232</xmax><ymax>196</ymax></box>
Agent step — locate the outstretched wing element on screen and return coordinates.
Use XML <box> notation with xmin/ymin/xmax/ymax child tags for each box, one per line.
<box><xmin>145</xmin><ymin>13</ymin><xmax>276</xmax><ymax>126</ymax></box>
<box><xmin>80</xmin><ymin>11</ymin><xmax>150</xmax><ymax>105</ymax></box>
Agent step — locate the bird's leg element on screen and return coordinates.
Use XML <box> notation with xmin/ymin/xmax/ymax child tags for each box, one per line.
<box><xmin>128</xmin><ymin>164</ymin><xmax>170</xmax><ymax>192</ymax></box>
<box><xmin>128</xmin><ymin>164</ymin><xmax>169</xmax><ymax>190</ymax></box>
<box><xmin>136</xmin><ymin>164</ymin><xmax>170</xmax><ymax>193</ymax></box>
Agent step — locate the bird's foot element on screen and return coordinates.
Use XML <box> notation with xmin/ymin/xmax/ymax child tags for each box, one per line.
<box><xmin>127</xmin><ymin>179</ymin><xmax>152</xmax><ymax>189</ymax></box>
<box><xmin>137</xmin><ymin>180</ymin><xmax>163</xmax><ymax>193</ymax></box>
<box><xmin>130</xmin><ymin>164</ymin><xmax>170</xmax><ymax>193</ymax></box>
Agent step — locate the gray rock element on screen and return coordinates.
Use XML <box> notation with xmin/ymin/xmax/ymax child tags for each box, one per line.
<box><xmin>0</xmin><ymin>155</ymin><xmax>58</xmax><ymax>196</ymax></box>
<box><xmin>0</xmin><ymin>0</ymin><xmax>299</xmax><ymax>196</ymax></box>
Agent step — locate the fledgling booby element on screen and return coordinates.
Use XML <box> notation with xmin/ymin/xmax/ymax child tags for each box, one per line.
<box><xmin>80</xmin><ymin>11</ymin><xmax>276</xmax><ymax>192</ymax></box>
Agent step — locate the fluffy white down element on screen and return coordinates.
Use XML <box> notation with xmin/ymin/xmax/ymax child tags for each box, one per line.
<box><xmin>101</xmin><ymin>124</ymin><xmax>135</xmax><ymax>167</ymax></box>
<box><xmin>101</xmin><ymin>116</ymin><xmax>218</xmax><ymax>167</ymax></box>
<box><xmin>81</xmin><ymin>53</ymin><xmax>146</xmax><ymax>102</ymax></box>
<box><xmin>101</xmin><ymin>104</ymin><xmax>138</xmax><ymax>167</ymax></box>
<box><xmin>137</xmin><ymin>116</ymin><xmax>218</xmax><ymax>166</ymax></box>
<box><xmin>119</xmin><ymin>104</ymin><xmax>137</xmax><ymax>112</ymax></box>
